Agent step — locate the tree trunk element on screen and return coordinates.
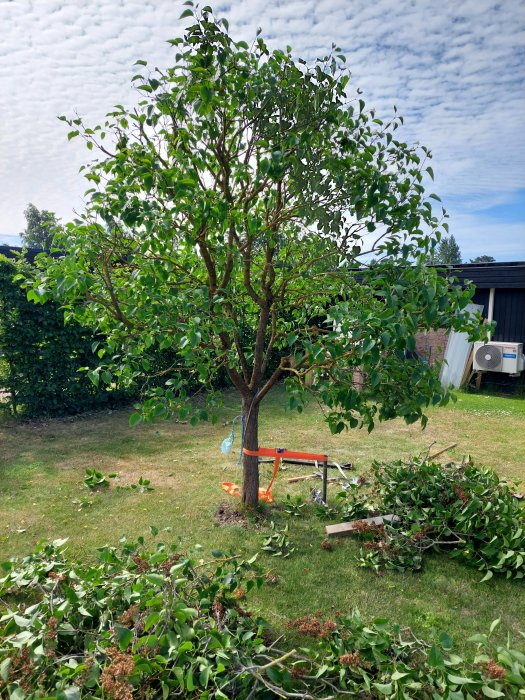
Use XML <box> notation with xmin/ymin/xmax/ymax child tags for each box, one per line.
<box><xmin>241</xmin><ymin>396</ymin><xmax>260</xmax><ymax>507</ymax></box>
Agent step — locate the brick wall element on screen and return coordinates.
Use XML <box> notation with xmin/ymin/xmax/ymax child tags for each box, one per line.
<box><xmin>416</xmin><ymin>329</ymin><xmax>449</xmax><ymax>366</ymax></box>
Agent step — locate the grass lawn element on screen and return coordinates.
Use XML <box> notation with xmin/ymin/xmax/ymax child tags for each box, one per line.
<box><xmin>1</xmin><ymin>387</ymin><xmax>524</xmax><ymax>657</ymax></box>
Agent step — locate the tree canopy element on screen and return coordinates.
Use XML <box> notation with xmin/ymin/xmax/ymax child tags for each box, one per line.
<box><xmin>26</xmin><ymin>6</ymin><xmax>481</xmax><ymax>506</ymax></box>
<box><xmin>20</xmin><ymin>203</ymin><xmax>58</xmax><ymax>250</ymax></box>
<box><xmin>431</xmin><ymin>234</ymin><xmax>462</xmax><ymax>265</ymax></box>
<box><xmin>469</xmin><ymin>255</ymin><xmax>495</xmax><ymax>264</ymax></box>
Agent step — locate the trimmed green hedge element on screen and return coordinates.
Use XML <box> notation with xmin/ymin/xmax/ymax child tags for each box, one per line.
<box><xmin>0</xmin><ymin>255</ymin><xmax>128</xmax><ymax>417</ymax></box>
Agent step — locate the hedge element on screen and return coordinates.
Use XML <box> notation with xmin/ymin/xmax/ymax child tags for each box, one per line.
<box><xmin>0</xmin><ymin>255</ymin><xmax>127</xmax><ymax>418</ymax></box>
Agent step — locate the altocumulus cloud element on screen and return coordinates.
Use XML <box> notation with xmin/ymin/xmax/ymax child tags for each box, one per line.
<box><xmin>0</xmin><ymin>0</ymin><xmax>523</xmax><ymax>259</ymax></box>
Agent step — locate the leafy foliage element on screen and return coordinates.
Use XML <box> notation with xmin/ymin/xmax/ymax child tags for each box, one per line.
<box><xmin>335</xmin><ymin>481</ymin><xmax>375</xmax><ymax>521</ymax></box>
<box><xmin>314</xmin><ymin>502</ymin><xmax>341</xmax><ymax>522</ymax></box>
<box><xmin>115</xmin><ymin>476</ymin><xmax>155</xmax><ymax>493</ymax></box>
<box><xmin>83</xmin><ymin>469</ymin><xmax>116</xmax><ymax>489</ymax></box>
<box><xmin>20</xmin><ymin>203</ymin><xmax>58</xmax><ymax>251</ymax></box>
<box><xmin>71</xmin><ymin>495</ymin><xmax>100</xmax><ymax>512</ymax></box>
<box><xmin>430</xmin><ymin>234</ymin><xmax>462</xmax><ymax>265</ymax></box>
<box><xmin>469</xmin><ymin>255</ymin><xmax>496</xmax><ymax>264</ymax></box>
<box><xmin>349</xmin><ymin>458</ymin><xmax>525</xmax><ymax>579</ymax></box>
<box><xmin>283</xmin><ymin>494</ymin><xmax>306</xmax><ymax>517</ymax></box>
<box><xmin>83</xmin><ymin>469</ymin><xmax>154</xmax><ymax>493</ymax></box>
<box><xmin>1</xmin><ymin>539</ymin><xmax>523</xmax><ymax>699</ymax></box>
<box><xmin>0</xmin><ymin>255</ymin><xmax>129</xmax><ymax>418</ymax></box>
<box><xmin>24</xmin><ymin>5</ymin><xmax>485</xmax><ymax>504</ymax></box>
<box><xmin>261</xmin><ymin>522</ymin><xmax>296</xmax><ymax>557</ymax></box>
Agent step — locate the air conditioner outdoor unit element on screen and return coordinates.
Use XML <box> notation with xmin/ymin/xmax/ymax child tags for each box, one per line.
<box><xmin>473</xmin><ymin>341</ymin><xmax>524</xmax><ymax>375</ymax></box>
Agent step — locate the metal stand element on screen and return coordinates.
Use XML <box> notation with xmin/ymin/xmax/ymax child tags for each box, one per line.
<box><xmin>243</xmin><ymin>447</ymin><xmax>330</xmax><ymax>503</ymax></box>
<box><xmin>322</xmin><ymin>461</ymin><xmax>328</xmax><ymax>503</ymax></box>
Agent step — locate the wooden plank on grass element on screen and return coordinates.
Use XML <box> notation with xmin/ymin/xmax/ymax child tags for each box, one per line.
<box><xmin>326</xmin><ymin>514</ymin><xmax>400</xmax><ymax>537</ymax></box>
<box><xmin>428</xmin><ymin>443</ymin><xmax>457</xmax><ymax>460</ymax></box>
<box><xmin>287</xmin><ymin>473</ymin><xmax>318</xmax><ymax>483</ymax></box>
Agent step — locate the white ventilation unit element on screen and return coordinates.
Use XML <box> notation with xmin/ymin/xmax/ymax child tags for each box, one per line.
<box><xmin>473</xmin><ymin>341</ymin><xmax>524</xmax><ymax>375</ymax></box>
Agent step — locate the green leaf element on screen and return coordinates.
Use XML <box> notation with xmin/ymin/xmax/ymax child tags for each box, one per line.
<box><xmin>447</xmin><ymin>674</ymin><xmax>477</xmax><ymax>685</ymax></box>
<box><xmin>391</xmin><ymin>670</ymin><xmax>410</xmax><ymax>680</ymax></box>
<box><xmin>439</xmin><ymin>632</ymin><xmax>453</xmax><ymax>650</ymax></box>
<box><xmin>186</xmin><ymin>667</ymin><xmax>195</xmax><ymax>691</ymax></box>
<box><xmin>481</xmin><ymin>687</ymin><xmax>505</xmax><ymax>698</ymax></box>
<box><xmin>479</xmin><ymin>570</ymin><xmax>493</xmax><ymax>583</ymax></box>
<box><xmin>10</xmin><ymin>688</ymin><xmax>27</xmax><ymax>700</ymax></box>
<box><xmin>266</xmin><ymin>666</ymin><xmax>283</xmax><ymax>684</ymax></box>
<box><xmin>114</xmin><ymin>623</ymin><xmax>133</xmax><ymax>650</ymax></box>
<box><xmin>129</xmin><ymin>412</ymin><xmax>142</xmax><ymax>427</ymax></box>
<box><xmin>468</xmin><ymin>634</ymin><xmax>487</xmax><ymax>643</ymax></box>
<box><xmin>173</xmin><ymin>666</ymin><xmax>184</xmax><ymax>689</ymax></box>
<box><xmin>374</xmin><ymin>682</ymin><xmax>393</xmax><ymax>695</ymax></box>
<box><xmin>380</xmin><ymin>331</ymin><xmax>391</xmax><ymax>347</ymax></box>
<box><xmin>199</xmin><ymin>665</ymin><xmax>210</xmax><ymax>688</ymax></box>
<box><xmin>489</xmin><ymin>618</ymin><xmax>501</xmax><ymax>634</ymax></box>
<box><xmin>145</xmin><ymin>611</ymin><xmax>160</xmax><ymax>631</ymax></box>
<box><xmin>180</xmin><ymin>8</ymin><xmax>193</xmax><ymax>18</ymax></box>
<box><xmin>428</xmin><ymin>644</ymin><xmax>444</xmax><ymax>668</ymax></box>
<box><xmin>361</xmin><ymin>338</ymin><xmax>375</xmax><ymax>355</ymax></box>
<box><xmin>0</xmin><ymin>657</ymin><xmax>11</xmax><ymax>682</ymax></box>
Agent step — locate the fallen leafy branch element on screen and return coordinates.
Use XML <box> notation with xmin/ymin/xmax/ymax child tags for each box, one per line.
<box><xmin>1</xmin><ymin>538</ymin><xmax>524</xmax><ymax>698</ymax></box>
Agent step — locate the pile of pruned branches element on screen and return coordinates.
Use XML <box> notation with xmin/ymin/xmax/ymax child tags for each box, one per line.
<box><xmin>335</xmin><ymin>456</ymin><xmax>524</xmax><ymax>580</ymax></box>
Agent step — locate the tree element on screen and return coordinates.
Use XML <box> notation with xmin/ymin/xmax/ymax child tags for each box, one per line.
<box><xmin>469</xmin><ymin>255</ymin><xmax>495</xmax><ymax>263</ymax></box>
<box><xmin>433</xmin><ymin>234</ymin><xmax>462</xmax><ymax>265</ymax></box>
<box><xmin>20</xmin><ymin>203</ymin><xmax>58</xmax><ymax>250</ymax></box>
<box><xmin>27</xmin><ymin>7</ymin><xmax>481</xmax><ymax>506</ymax></box>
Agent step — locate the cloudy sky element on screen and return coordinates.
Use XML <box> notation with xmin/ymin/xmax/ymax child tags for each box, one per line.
<box><xmin>1</xmin><ymin>0</ymin><xmax>524</xmax><ymax>261</ymax></box>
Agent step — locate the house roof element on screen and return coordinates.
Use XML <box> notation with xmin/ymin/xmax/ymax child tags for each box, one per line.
<box><xmin>445</xmin><ymin>261</ymin><xmax>525</xmax><ymax>289</ymax></box>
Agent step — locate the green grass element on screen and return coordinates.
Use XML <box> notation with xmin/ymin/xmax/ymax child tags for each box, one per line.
<box><xmin>1</xmin><ymin>387</ymin><xmax>524</xmax><ymax>657</ymax></box>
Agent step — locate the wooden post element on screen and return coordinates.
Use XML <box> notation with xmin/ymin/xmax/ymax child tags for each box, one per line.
<box><xmin>460</xmin><ymin>349</ymin><xmax>473</xmax><ymax>387</ymax></box>
<box><xmin>475</xmin><ymin>370</ymin><xmax>483</xmax><ymax>390</ymax></box>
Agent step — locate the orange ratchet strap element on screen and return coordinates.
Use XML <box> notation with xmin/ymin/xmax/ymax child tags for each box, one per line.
<box><xmin>221</xmin><ymin>447</ymin><xmax>328</xmax><ymax>503</ymax></box>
